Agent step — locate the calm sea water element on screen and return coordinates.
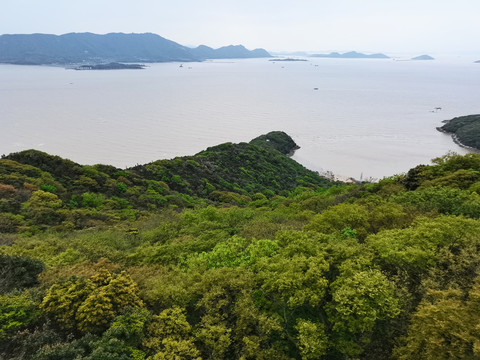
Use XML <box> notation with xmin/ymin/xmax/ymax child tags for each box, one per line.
<box><xmin>1</xmin><ymin>58</ymin><xmax>479</xmax><ymax>179</ymax></box>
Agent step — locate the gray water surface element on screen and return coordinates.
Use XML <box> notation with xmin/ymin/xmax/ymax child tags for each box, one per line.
<box><xmin>1</xmin><ymin>58</ymin><xmax>479</xmax><ymax>179</ymax></box>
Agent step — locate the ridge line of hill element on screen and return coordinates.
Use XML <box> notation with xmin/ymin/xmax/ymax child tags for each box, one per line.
<box><xmin>0</xmin><ymin>32</ymin><xmax>271</xmax><ymax>65</ymax></box>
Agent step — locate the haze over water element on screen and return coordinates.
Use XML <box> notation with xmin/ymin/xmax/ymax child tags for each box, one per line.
<box><xmin>1</xmin><ymin>57</ymin><xmax>479</xmax><ymax>179</ymax></box>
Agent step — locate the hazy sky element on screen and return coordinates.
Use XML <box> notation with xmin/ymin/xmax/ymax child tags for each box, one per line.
<box><xmin>2</xmin><ymin>0</ymin><xmax>479</xmax><ymax>54</ymax></box>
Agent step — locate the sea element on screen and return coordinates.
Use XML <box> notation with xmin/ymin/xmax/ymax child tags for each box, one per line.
<box><xmin>1</xmin><ymin>56</ymin><xmax>479</xmax><ymax>180</ymax></box>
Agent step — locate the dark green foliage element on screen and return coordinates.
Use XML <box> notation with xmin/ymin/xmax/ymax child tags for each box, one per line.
<box><xmin>249</xmin><ymin>130</ymin><xmax>299</xmax><ymax>155</ymax></box>
<box><xmin>0</xmin><ymin>255</ymin><xmax>45</xmax><ymax>293</ymax></box>
<box><xmin>439</xmin><ymin>114</ymin><xmax>480</xmax><ymax>149</ymax></box>
<box><xmin>5</xmin><ymin>149</ymin><xmax>84</xmax><ymax>185</ymax></box>
<box><xmin>0</xmin><ymin>133</ymin><xmax>335</xmax><ymax>233</ymax></box>
<box><xmin>133</xmin><ymin>139</ymin><xmax>333</xmax><ymax>197</ymax></box>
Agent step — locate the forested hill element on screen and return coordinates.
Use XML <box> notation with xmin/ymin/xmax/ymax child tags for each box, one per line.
<box><xmin>0</xmin><ymin>32</ymin><xmax>271</xmax><ymax>65</ymax></box>
<box><xmin>0</xmin><ymin>131</ymin><xmax>334</xmax><ymax>231</ymax></box>
<box><xmin>3</xmin><ymin>132</ymin><xmax>480</xmax><ymax>358</ymax></box>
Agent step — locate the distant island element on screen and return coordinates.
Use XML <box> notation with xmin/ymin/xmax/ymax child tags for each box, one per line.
<box><xmin>437</xmin><ymin>114</ymin><xmax>480</xmax><ymax>151</ymax></box>
<box><xmin>0</xmin><ymin>32</ymin><xmax>271</xmax><ymax>65</ymax></box>
<box><xmin>269</xmin><ymin>58</ymin><xmax>308</xmax><ymax>62</ymax></box>
<box><xmin>311</xmin><ymin>51</ymin><xmax>389</xmax><ymax>59</ymax></box>
<box><xmin>74</xmin><ymin>62</ymin><xmax>145</xmax><ymax>70</ymax></box>
<box><xmin>475</xmin><ymin>60</ymin><xmax>480</xmax><ymax>63</ymax></box>
<box><xmin>411</xmin><ymin>55</ymin><xmax>435</xmax><ymax>60</ymax></box>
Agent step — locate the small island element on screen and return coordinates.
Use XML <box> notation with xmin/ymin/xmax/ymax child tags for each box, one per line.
<box><xmin>311</xmin><ymin>51</ymin><xmax>389</xmax><ymax>59</ymax></box>
<box><xmin>411</xmin><ymin>55</ymin><xmax>435</xmax><ymax>61</ymax></box>
<box><xmin>475</xmin><ymin>60</ymin><xmax>480</xmax><ymax>63</ymax></box>
<box><xmin>74</xmin><ymin>62</ymin><xmax>145</xmax><ymax>70</ymax></box>
<box><xmin>437</xmin><ymin>114</ymin><xmax>480</xmax><ymax>151</ymax></box>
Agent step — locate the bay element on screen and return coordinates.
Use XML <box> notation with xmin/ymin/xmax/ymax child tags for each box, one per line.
<box><xmin>1</xmin><ymin>57</ymin><xmax>479</xmax><ymax>179</ymax></box>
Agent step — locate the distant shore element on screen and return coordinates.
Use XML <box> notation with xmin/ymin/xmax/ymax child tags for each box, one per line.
<box><xmin>73</xmin><ymin>62</ymin><xmax>146</xmax><ymax>70</ymax></box>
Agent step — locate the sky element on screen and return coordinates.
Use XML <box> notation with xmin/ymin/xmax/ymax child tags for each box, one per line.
<box><xmin>1</xmin><ymin>0</ymin><xmax>479</xmax><ymax>55</ymax></box>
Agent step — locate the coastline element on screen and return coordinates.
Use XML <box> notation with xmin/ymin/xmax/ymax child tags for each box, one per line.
<box><xmin>436</xmin><ymin>126</ymin><xmax>480</xmax><ymax>153</ymax></box>
<box><xmin>286</xmin><ymin>145</ymin><xmax>300</xmax><ymax>158</ymax></box>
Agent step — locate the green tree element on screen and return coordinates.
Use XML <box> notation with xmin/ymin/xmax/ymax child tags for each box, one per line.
<box><xmin>41</xmin><ymin>270</ymin><xmax>144</xmax><ymax>333</ymax></box>
<box><xmin>0</xmin><ymin>293</ymin><xmax>39</xmax><ymax>339</ymax></box>
<box><xmin>394</xmin><ymin>285</ymin><xmax>480</xmax><ymax>360</ymax></box>
<box><xmin>144</xmin><ymin>306</ymin><xmax>201</xmax><ymax>360</ymax></box>
<box><xmin>327</xmin><ymin>269</ymin><xmax>400</xmax><ymax>356</ymax></box>
<box><xmin>295</xmin><ymin>319</ymin><xmax>328</xmax><ymax>360</ymax></box>
<box><xmin>0</xmin><ymin>255</ymin><xmax>45</xmax><ymax>294</ymax></box>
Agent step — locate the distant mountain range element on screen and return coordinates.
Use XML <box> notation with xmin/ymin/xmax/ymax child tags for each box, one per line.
<box><xmin>311</xmin><ymin>51</ymin><xmax>389</xmax><ymax>59</ymax></box>
<box><xmin>0</xmin><ymin>32</ymin><xmax>271</xmax><ymax>65</ymax></box>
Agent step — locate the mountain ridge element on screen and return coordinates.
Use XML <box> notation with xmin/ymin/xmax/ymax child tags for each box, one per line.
<box><xmin>0</xmin><ymin>32</ymin><xmax>271</xmax><ymax>65</ymax></box>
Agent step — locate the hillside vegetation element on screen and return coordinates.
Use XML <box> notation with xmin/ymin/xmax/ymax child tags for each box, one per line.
<box><xmin>1</xmin><ymin>132</ymin><xmax>480</xmax><ymax>359</ymax></box>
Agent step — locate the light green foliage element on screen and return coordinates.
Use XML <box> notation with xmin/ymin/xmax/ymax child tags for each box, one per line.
<box><xmin>327</xmin><ymin>269</ymin><xmax>400</xmax><ymax>356</ymax></box>
<box><xmin>328</xmin><ymin>270</ymin><xmax>400</xmax><ymax>333</ymax></box>
<box><xmin>75</xmin><ymin>175</ymin><xmax>99</xmax><ymax>189</ymax></box>
<box><xmin>196</xmin><ymin>318</ymin><xmax>230</xmax><ymax>360</ymax></box>
<box><xmin>304</xmin><ymin>200</ymin><xmax>411</xmax><ymax>240</ymax></box>
<box><xmin>192</xmin><ymin>267</ymin><xmax>258</xmax><ymax>359</ymax></box>
<box><xmin>5</xmin><ymin>150</ymin><xmax>480</xmax><ymax>359</ymax></box>
<box><xmin>421</xmin><ymin>169</ymin><xmax>480</xmax><ymax>190</ymax></box>
<box><xmin>304</xmin><ymin>203</ymin><xmax>370</xmax><ymax>239</ymax></box>
<box><xmin>395</xmin><ymin>282</ymin><xmax>480</xmax><ymax>360</ymax></box>
<box><xmin>393</xmin><ymin>185</ymin><xmax>480</xmax><ymax>217</ymax></box>
<box><xmin>144</xmin><ymin>306</ymin><xmax>201</xmax><ymax>360</ymax></box>
<box><xmin>188</xmin><ymin>236</ymin><xmax>279</xmax><ymax>269</ymax></box>
<box><xmin>76</xmin><ymin>270</ymin><xmax>144</xmax><ymax>333</ymax></box>
<box><xmin>133</xmin><ymin>266</ymin><xmax>196</xmax><ymax>310</ymax></box>
<box><xmin>367</xmin><ymin>216</ymin><xmax>480</xmax><ymax>274</ymax></box>
<box><xmin>40</xmin><ymin>276</ymin><xmax>92</xmax><ymax>329</ymax></box>
<box><xmin>82</xmin><ymin>165</ymin><xmax>99</xmax><ymax>178</ymax></box>
<box><xmin>50</xmin><ymin>248</ymin><xmax>86</xmax><ymax>266</ymax></box>
<box><xmin>41</xmin><ymin>269</ymin><xmax>144</xmax><ymax>333</ymax></box>
<box><xmin>295</xmin><ymin>319</ymin><xmax>328</xmax><ymax>360</ymax></box>
<box><xmin>0</xmin><ymin>293</ymin><xmax>39</xmax><ymax>338</ymax></box>
<box><xmin>260</xmin><ymin>253</ymin><xmax>329</xmax><ymax>308</ymax></box>
<box><xmin>27</xmin><ymin>190</ymin><xmax>62</xmax><ymax>209</ymax></box>
<box><xmin>81</xmin><ymin>192</ymin><xmax>105</xmax><ymax>208</ymax></box>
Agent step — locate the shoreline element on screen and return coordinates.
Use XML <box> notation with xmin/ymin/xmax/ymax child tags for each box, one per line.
<box><xmin>436</xmin><ymin>126</ymin><xmax>480</xmax><ymax>153</ymax></box>
<box><xmin>286</xmin><ymin>145</ymin><xmax>300</xmax><ymax>158</ymax></box>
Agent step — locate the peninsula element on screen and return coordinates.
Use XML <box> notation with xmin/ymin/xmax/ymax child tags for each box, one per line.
<box><xmin>438</xmin><ymin>114</ymin><xmax>480</xmax><ymax>151</ymax></box>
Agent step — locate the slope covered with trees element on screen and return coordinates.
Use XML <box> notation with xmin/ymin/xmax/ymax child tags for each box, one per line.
<box><xmin>1</xmin><ymin>133</ymin><xmax>480</xmax><ymax>359</ymax></box>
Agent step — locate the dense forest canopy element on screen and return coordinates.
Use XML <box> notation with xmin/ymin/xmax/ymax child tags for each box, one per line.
<box><xmin>2</xmin><ymin>131</ymin><xmax>480</xmax><ymax>359</ymax></box>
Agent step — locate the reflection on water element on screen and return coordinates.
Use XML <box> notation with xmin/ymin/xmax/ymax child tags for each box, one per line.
<box><xmin>1</xmin><ymin>58</ymin><xmax>479</xmax><ymax>179</ymax></box>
